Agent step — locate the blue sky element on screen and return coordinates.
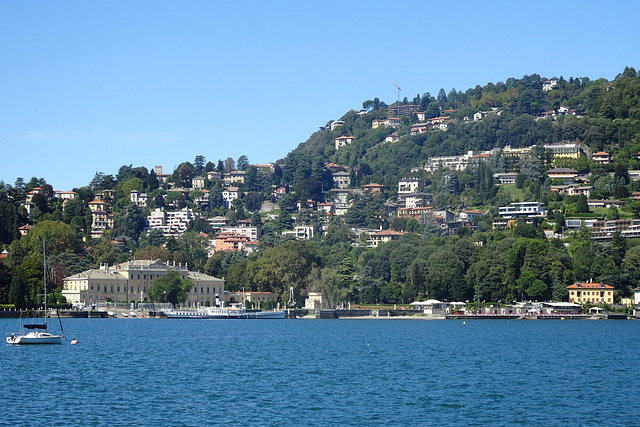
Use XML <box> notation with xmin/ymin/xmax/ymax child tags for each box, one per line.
<box><xmin>1</xmin><ymin>1</ymin><xmax>638</xmax><ymax>190</ymax></box>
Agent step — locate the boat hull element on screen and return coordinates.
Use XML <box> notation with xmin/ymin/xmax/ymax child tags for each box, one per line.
<box><xmin>164</xmin><ymin>308</ymin><xmax>285</xmax><ymax>319</ymax></box>
<box><xmin>6</xmin><ymin>332</ymin><xmax>64</xmax><ymax>345</ymax></box>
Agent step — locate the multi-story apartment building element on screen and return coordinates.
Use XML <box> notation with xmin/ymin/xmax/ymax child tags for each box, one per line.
<box><xmin>146</xmin><ymin>208</ymin><xmax>198</xmax><ymax>236</ymax></box>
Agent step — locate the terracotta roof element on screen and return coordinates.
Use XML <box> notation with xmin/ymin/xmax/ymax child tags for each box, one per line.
<box><xmin>593</xmin><ymin>151</ymin><xmax>610</xmax><ymax>156</ymax></box>
<box><xmin>567</xmin><ymin>283</ymin><xmax>614</xmax><ymax>290</ymax></box>
<box><xmin>370</xmin><ymin>229</ymin><xmax>404</xmax><ymax>237</ymax></box>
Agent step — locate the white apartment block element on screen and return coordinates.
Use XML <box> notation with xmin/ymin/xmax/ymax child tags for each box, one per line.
<box><xmin>146</xmin><ymin>208</ymin><xmax>199</xmax><ymax>236</ymax></box>
<box><xmin>398</xmin><ymin>178</ymin><xmax>422</xmax><ymax>194</ymax></box>
<box><xmin>220</xmin><ymin>225</ymin><xmax>261</xmax><ymax>241</ymax></box>
<box><xmin>498</xmin><ymin>202</ymin><xmax>546</xmax><ymax>219</ymax></box>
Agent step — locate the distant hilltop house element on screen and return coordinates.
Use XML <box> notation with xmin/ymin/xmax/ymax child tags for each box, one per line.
<box><xmin>154</xmin><ymin>166</ymin><xmax>171</xmax><ymax>183</ymax></box>
<box><xmin>224</xmin><ymin>170</ymin><xmax>246</xmax><ymax>185</ymax></box>
<box><xmin>542</xmin><ymin>77</ymin><xmax>558</xmax><ymax>91</ymax></box>
<box><xmin>330</xmin><ymin>120</ymin><xmax>344</xmax><ymax>131</ymax></box>
<box><xmin>335</xmin><ymin>136</ymin><xmax>354</xmax><ymax>150</ymax></box>
<box><xmin>54</xmin><ymin>190</ymin><xmax>78</xmax><ymax>200</ymax></box>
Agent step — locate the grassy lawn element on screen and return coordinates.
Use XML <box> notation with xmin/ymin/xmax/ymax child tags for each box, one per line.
<box><xmin>497</xmin><ymin>184</ymin><xmax>525</xmax><ymax>201</ymax></box>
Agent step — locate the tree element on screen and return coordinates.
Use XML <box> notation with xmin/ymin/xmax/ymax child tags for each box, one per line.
<box><xmin>575</xmin><ymin>194</ymin><xmax>590</xmax><ymax>213</ymax></box>
<box><xmin>252</xmin><ymin>240</ymin><xmax>317</xmax><ymax>302</ymax></box>
<box><xmin>148</xmin><ymin>270</ymin><xmax>193</xmax><ymax>305</ymax></box>
<box><xmin>224</xmin><ymin>157</ymin><xmax>236</xmax><ymax>172</ymax></box>
<box><xmin>236</xmin><ymin>155</ymin><xmax>249</xmax><ymax>171</ymax></box>
<box><xmin>194</xmin><ymin>155</ymin><xmax>206</xmax><ymax>176</ymax></box>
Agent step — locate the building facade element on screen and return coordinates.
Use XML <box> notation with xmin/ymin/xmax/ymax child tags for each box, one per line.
<box><xmin>62</xmin><ymin>260</ymin><xmax>225</xmax><ymax>308</ymax></box>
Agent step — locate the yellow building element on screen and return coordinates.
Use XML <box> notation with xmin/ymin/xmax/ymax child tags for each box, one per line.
<box><xmin>567</xmin><ymin>283</ymin><xmax>614</xmax><ymax>304</ymax></box>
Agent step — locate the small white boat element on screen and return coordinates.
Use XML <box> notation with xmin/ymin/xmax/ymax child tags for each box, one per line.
<box><xmin>129</xmin><ymin>311</ymin><xmax>137</xmax><ymax>317</ymax></box>
<box><xmin>6</xmin><ymin>240</ymin><xmax>64</xmax><ymax>345</ymax></box>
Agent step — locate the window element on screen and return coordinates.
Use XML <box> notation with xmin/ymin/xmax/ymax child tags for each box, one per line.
<box><xmin>117</xmin><ymin>286</ymin><xmax>120</xmax><ymax>292</ymax></box>
<box><xmin>111</xmin><ymin>286</ymin><xmax>114</xmax><ymax>293</ymax></box>
<box><xmin>207</xmin><ymin>287</ymin><xmax>210</xmax><ymax>294</ymax></box>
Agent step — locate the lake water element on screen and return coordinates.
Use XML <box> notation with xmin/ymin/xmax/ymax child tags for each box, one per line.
<box><xmin>1</xmin><ymin>318</ymin><xmax>639</xmax><ymax>426</ymax></box>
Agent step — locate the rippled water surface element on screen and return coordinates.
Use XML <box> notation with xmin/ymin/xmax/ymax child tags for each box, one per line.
<box><xmin>1</xmin><ymin>318</ymin><xmax>638</xmax><ymax>426</ymax></box>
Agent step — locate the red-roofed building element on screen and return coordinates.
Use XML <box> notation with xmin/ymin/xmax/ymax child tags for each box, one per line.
<box><xmin>363</xmin><ymin>183</ymin><xmax>384</xmax><ymax>194</ymax></box>
<box><xmin>567</xmin><ymin>283</ymin><xmax>614</xmax><ymax>304</ymax></box>
<box><xmin>592</xmin><ymin>151</ymin><xmax>610</xmax><ymax>164</ymax></box>
<box><xmin>18</xmin><ymin>224</ymin><xmax>33</xmax><ymax>236</ymax></box>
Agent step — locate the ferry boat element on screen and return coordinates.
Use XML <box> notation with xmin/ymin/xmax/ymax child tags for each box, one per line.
<box><xmin>164</xmin><ymin>303</ymin><xmax>284</xmax><ymax>319</ymax></box>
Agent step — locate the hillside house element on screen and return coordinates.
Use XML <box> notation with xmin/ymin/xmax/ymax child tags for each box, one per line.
<box><xmin>224</xmin><ymin>170</ymin><xmax>246</xmax><ymax>184</ymax></box>
<box><xmin>493</xmin><ymin>173</ymin><xmax>518</xmax><ymax>184</ymax></box>
<box><xmin>54</xmin><ymin>191</ymin><xmax>78</xmax><ymax>200</ymax></box>
<box><xmin>333</xmin><ymin>171</ymin><xmax>350</xmax><ymax>189</ymax></box>
<box><xmin>222</xmin><ymin>187</ymin><xmax>239</xmax><ymax>208</ymax></box>
<box><xmin>544</xmin><ymin>143</ymin><xmax>585</xmax><ymax>159</ymax></box>
<box><xmin>363</xmin><ymin>183</ymin><xmax>384</xmax><ymax>195</ymax></box>
<box><xmin>130</xmin><ymin>190</ymin><xmax>149</xmax><ymax>207</ymax></box>
<box><xmin>192</xmin><ymin>176</ymin><xmax>206</xmax><ymax>189</ymax></box>
<box><xmin>498</xmin><ymin>202</ymin><xmax>546</xmax><ymax>219</ymax></box>
<box><xmin>547</xmin><ymin>168</ymin><xmax>579</xmax><ymax>183</ymax></box>
<box><xmin>368</xmin><ymin>229</ymin><xmax>404</xmax><ymax>248</ymax></box>
<box><xmin>387</xmin><ymin>104</ymin><xmax>421</xmax><ymax>117</ymax></box>
<box><xmin>398</xmin><ymin>178</ymin><xmax>422</xmax><ymax>194</ymax></box>
<box><xmin>220</xmin><ymin>224</ymin><xmax>261</xmax><ymax>241</ymax></box>
<box><xmin>385</xmin><ymin>133</ymin><xmax>399</xmax><ymax>143</ymax></box>
<box><xmin>592</xmin><ymin>151</ymin><xmax>611</xmax><ymax>164</ymax></box>
<box><xmin>330</xmin><ymin>120</ymin><xmax>344</xmax><ymax>131</ymax></box>
<box><xmin>397</xmin><ymin>192</ymin><xmax>433</xmax><ymax>209</ymax></box>
<box><xmin>459</xmin><ymin>210</ymin><xmax>483</xmax><ymax>221</ymax></box>
<box><xmin>542</xmin><ymin>77</ymin><xmax>558</xmax><ymax>91</ymax></box>
<box><xmin>335</xmin><ymin>136</ymin><xmax>354</xmax><ymax>150</ymax></box>
<box><xmin>410</xmin><ymin>123</ymin><xmax>431</xmax><ymax>135</ymax></box>
<box><xmin>146</xmin><ymin>208</ymin><xmax>198</xmax><ymax>236</ymax></box>
<box><xmin>206</xmin><ymin>171</ymin><xmax>222</xmax><ymax>181</ymax></box>
<box><xmin>590</xmin><ymin>218</ymin><xmax>640</xmax><ymax>239</ymax></box>
<box><xmin>154</xmin><ymin>166</ymin><xmax>171</xmax><ymax>183</ymax></box>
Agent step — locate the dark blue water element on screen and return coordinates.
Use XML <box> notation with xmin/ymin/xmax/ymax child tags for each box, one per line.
<box><xmin>1</xmin><ymin>318</ymin><xmax>638</xmax><ymax>426</ymax></box>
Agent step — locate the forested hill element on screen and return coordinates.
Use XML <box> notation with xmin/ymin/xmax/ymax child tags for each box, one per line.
<box><xmin>280</xmin><ymin>67</ymin><xmax>640</xmax><ymax>191</ymax></box>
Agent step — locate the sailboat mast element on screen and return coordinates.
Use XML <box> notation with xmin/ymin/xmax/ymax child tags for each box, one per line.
<box><xmin>43</xmin><ymin>237</ymin><xmax>47</xmax><ymax>329</ymax></box>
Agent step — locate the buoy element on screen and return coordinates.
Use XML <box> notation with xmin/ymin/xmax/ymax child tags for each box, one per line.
<box><xmin>70</xmin><ymin>339</ymin><xmax>78</xmax><ymax>345</ymax></box>
<box><xmin>463</xmin><ymin>321</ymin><xmax>466</xmax><ymax>325</ymax></box>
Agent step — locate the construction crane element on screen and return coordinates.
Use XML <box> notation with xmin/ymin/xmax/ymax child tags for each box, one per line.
<box><xmin>393</xmin><ymin>82</ymin><xmax>402</xmax><ymax>112</ymax></box>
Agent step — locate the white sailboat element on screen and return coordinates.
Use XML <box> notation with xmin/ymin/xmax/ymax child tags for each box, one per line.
<box><xmin>6</xmin><ymin>239</ymin><xmax>65</xmax><ymax>345</ymax></box>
